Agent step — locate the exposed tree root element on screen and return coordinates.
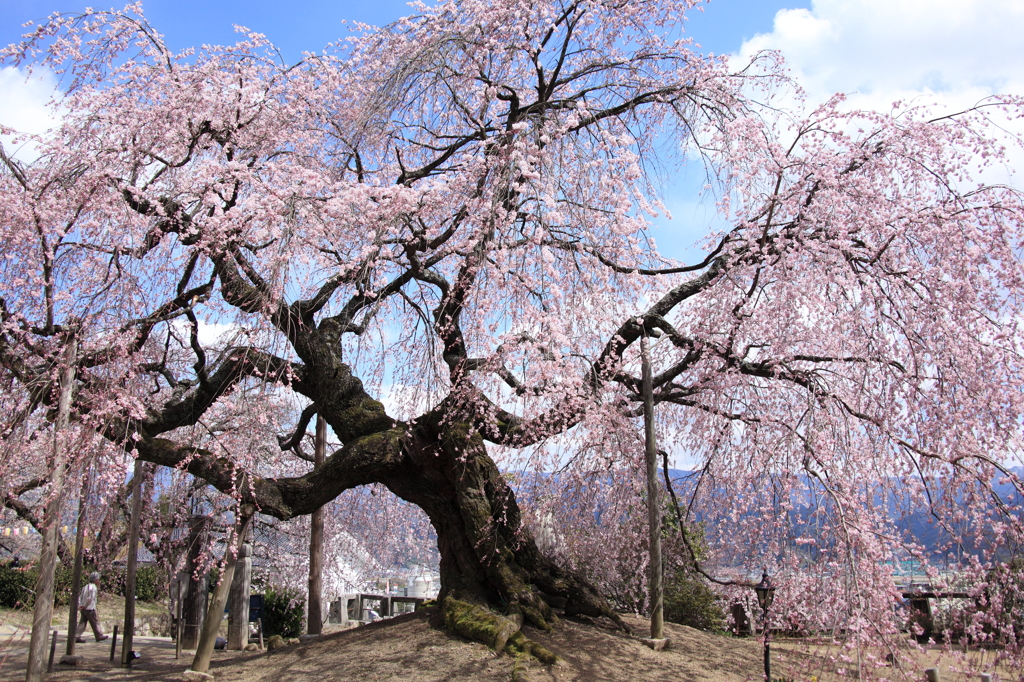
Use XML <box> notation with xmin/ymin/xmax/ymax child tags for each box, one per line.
<box><xmin>511</xmin><ymin>656</ymin><xmax>531</xmax><ymax>682</ymax></box>
<box><xmin>442</xmin><ymin>595</ymin><xmax>563</xmax><ymax>682</ymax></box>
<box><xmin>443</xmin><ymin>596</ymin><xmax>522</xmax><ymax>652</ymax></box>
<box><xmin>504</xmin><ymin>631</ymin><xmax>559</xmax><ymax>664</ymax></box>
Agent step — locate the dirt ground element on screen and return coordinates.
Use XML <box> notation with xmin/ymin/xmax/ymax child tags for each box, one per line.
<box><xmin>208</xmin><ymin>611</ymin><xmax>774</xmax><ymax>682</ymax></box>
<box><xmin>0</xmin><ymin>610</ymin><xmax>772</xmax><ymax>682</ymax></box>
<box><xmin>0</xmin><ymin>608</ymin><xmax>1019</xmax><ymax>682</ymax></box>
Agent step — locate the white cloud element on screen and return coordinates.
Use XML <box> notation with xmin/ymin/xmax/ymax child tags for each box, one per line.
<box><xmin>196</xmin><ymin>321</ymin><xmax>240</xmax><ymax>347</ymax></box>
<box><xmin>736</xmin><ymin>0</ymin><xmax>1024</xmax><ymax>110</ymax></box>
<box><xmin>729</xmin><ymin>0</ymin><xmax>1024</xmax><ymax>190</ymax></box>
<box><xmin>0</xmin><ymin>66</ymin><xmax>62</xmax><ymax>162</ymax></box>
<box><xmin>165</xmin><ymin>318</ymin><xmax>244</xmax><ymax>349</ymax></box>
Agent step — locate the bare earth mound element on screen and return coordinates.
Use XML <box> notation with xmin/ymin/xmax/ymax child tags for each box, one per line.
<box><xmin>5</xmin><ymin>606</ymin><xmax>1010</xmax><ymax>681</ymax></box>
<box><xmin>2</xmin><ymin>607</ymin><xmax>813</xmax><ymax>681</ymax></box>
<box><xmin>209</xmin><ymin>609</ymin><xmax>767</xmax><ymax>682</ymax></box>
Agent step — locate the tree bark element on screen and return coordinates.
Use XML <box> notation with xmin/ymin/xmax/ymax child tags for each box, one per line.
<box><xmin>381</xmin><ymin>411</ymin><xmax>626</xmax><ymax>637</ymax></box>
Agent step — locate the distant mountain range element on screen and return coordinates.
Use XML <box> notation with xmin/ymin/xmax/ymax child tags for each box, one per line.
<box><xmin>663</xmin><ymin>467</ymin><xmax>1023</xmax><ymax>562</ymax></box>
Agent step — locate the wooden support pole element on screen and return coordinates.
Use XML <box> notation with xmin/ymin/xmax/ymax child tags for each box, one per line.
<box><xmin>46</xmin><ymin>630</ymin><xmax>57</xmax><ymax>673</ymax></box>
<box><xmin>65</xmin><ymin>471</ymin><xmax>90</xmax><ymax>656</ymax></box>
<box><xmin>109</xmin><ymin>625</ymin><xmax>117</xmax><ymax>662</ymax></box>
<box><xmin>226</xmin><ymin>540</ymin><xmax>251</xmax><ymax>647</ymax></box>
<box><xmin>25</xmin><ymin>333</ymin><xmax>76</xmax><ymax>682</ymax></box>
<box><xmin>307</xmin><ymin>415</ymin><xmax>326</xmax><ymax>636</ymax></box>
<box><xmin>226</xmin><ymin>535</ymin><xmax>253</xmax><ymax>650</ymax></box>
<box><xmin>641</xmin><ymin>333</ymin><xmax>664</xmax><ymax>641</ymax></box>
<box><xmin>180</xmin><ymin>515</ymin><xmax>212</xmax><ymax>650</ymax></box>
<box><xmin>189</xmin><ymin>507</ymin><xmax>254</xmax><ymax>674</ymax></box>
<box><xmin>175</xmin><ymin>593</ymin><xmax>183</xmax><ymax>659</ymax></box>
<box><xmin>120</xmin><ymin>459</ymin><xmax>144</xmax><ymax>667</ymax></box>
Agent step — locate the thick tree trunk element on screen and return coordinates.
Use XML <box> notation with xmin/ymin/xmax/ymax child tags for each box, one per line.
<box><xmin>383</xmin><ymin>412</ymin><xmax>626</xmax><ymax>639</ymax></box>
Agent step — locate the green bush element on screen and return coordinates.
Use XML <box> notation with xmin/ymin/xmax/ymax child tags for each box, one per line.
<box><xmin>0</xmin><ymin>563</ymin><xmax>80</xmax><ymax>608</ymax></box>
<box><xmin>663</xmin><ymin>566</ymin><xmax>726</xmax><ymax>631</ymax></box>
<box><xmin>53</xmin><ymin>564</ymin><xmax>74</xmax><ymax>606</ymax></box>
<box><xmin>99</xmin><ymin>565</ymin><xmax>168</xmax><ymax>602</ymax></box>
<box><xmin>0</xmin><ymin>564</ymin><xmax>71</xmax><ymax>608</ymax></box>
<box><xmin>261</xmin><ymin>585</ymin><xmax>305</xmax><ymax>638</ymax></box>
<box><xmin>0</xmin><ymin>562</ymin><xmax>167</xmax><ymax>608</ymax></box>
<box><xmin>0</xmin><ymin>564</ymin><xmax>38</xmax><ymax>608</ymax></box>
<box><xmin>99</xmin><ymin>567</ymin><xmax>124</xmax><ymax>597</ymax></box>
<box><xmin>660</xmin><ymin>517</ymin><xmax>726</xmax><ymax>631</ymax></box>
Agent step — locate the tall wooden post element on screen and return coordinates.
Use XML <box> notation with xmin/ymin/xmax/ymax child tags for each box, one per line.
<box><xmin>641</xmin><ymin>333</ymin><xmax>664</xmax><ymax>641</ymax></box>
<box><xmin>120</xmin><ymin>460</ymin><xmax>144</xmax><ymax>666</ymax></box>
<box><xmin>307</xmin><ymin>415</ymin><xmax>326</xmax><ymax>635</ymax></box>
<box><xmin>26</xmin><ymin>333</ymin><xmax>76</xmax><ymax>682</ymax></box>
<box><xmin>180</xmin><ymin>515</ymin><xmax>212</xmax><ymax>650</ymax></box>
<box><xmin>64</xmin><ymin>470</ymin><xmax>91</xmax><ymax>657</ymax></box>
<box><xmin>226</xmin><ymin>522</ymin><xmax>253</xmax><ymax>649</ymax></box>
<box><xmin>190</xmin><ymin>507</ymin><xmax>254</xmax><ymax>674</ymax></box>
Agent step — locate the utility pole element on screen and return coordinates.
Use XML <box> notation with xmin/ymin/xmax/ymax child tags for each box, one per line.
<box><xmin>26</xmin><ymin>332</ymin><xmax>77</xmax><ymax>682</ymax></box>
<box><xmin>641</xmin><ymin>332</ymin><xmax>665</xmax><ymax>642</ymax></box>
<box><xmin>121</xmin><ymin>460</ymin><xmax>144</xmax><ymax>666</ymax></box>
<box><xmin>307</xmin><ymin>415</ymin><xmax>326</xmax><ymax>635</ymax></box>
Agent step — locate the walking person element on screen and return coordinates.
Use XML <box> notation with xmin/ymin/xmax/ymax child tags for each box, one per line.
<box><xmin>76</xmin><ymin>572</ymin><xmax>109</xmax><ymax>643</ymax></box>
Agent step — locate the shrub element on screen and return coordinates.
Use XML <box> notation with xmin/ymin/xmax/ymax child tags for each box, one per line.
<box><xmin>0</xmin><ymin>563</ymin><xmax>38</xmax><ymax>608</ymax></box>
<box><xmin>663</xmin><ymin>566</ymin><xmax>726</xmax><ymax>631</ymax></box>
<box><xmin>52</xmin><ymin>564</ymin><xmax>74</xmax><ymax>606</ymax></box>
<box><xmin>0</xmin><ymin>563</ymin><xmax>82</xmax><ymax>608</ymax></box>
<box><xmin>98</xmin><ymin>564</ymin><xmax>168</xmax><ymax>602</ymax></box>
<box><xmin>0</xmin><ymin>561</ymin><xmax>167</xmax><ymax>609</ymax></box>
<box><xmin>660</xmin><ymin>518</ymin><xmax>726</xmax><ymax>631</ymax></box>
<box><xmin>261</xmin><ymin>585</ymin><xmax>305</xmax><ymax>638</ymax></box>
<box><xmin>134</xmin><ymin>565</ymin><xmax>167</xmax><ymax>602</ymax></box>
<box><xmin>0</xmin><ymin>563</ymin><xmax>79</xmax><ymax>608</ymax></box>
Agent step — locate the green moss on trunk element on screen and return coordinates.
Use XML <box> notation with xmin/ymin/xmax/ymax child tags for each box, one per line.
<box><xmin>442</xmin><ymin>596</ymin><xmax>520</xmax><ymax>652</ymax></box>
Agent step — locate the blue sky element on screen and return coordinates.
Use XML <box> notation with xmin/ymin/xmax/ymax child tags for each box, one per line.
<box><xmin>0</xmin><ymin>0</ymin><xmax>811</xmax><ymax>263</ymax></box>
<box><xmin>1</xmin><ymin>1</ymin><xmax>809</xmax><ymax>63</ymax></box>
